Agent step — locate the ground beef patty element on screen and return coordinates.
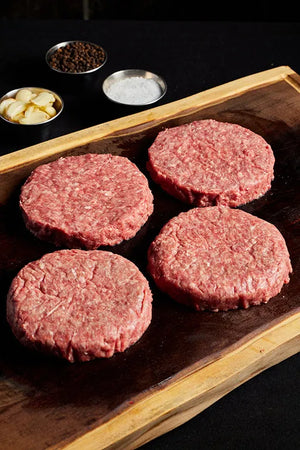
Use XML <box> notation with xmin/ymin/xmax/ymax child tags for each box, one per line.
<box><xmin>20</xmin><ymin>153</ymin><xmax>153</xmax><ymax>249</ymax></box>
<box><xmin>7</xmin><ymin>249</ymin><xmax>152</xmax><ymax>362</ymax></box>
<box><xmin>147</xmin><ymin>207</ymin><xmax>292</xmax><ymax>312</ymax></box>
<box><xmin>147</xmin><ymin>119</ymin><xmax>275</xmax><ymax>207</ymax></box>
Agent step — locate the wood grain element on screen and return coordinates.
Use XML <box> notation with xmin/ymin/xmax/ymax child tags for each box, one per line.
<box><xmin>0</xmin><ymin>65</ymin><xmax>297</xmax><ymax>205</ymax></box>
<box><xmin>62</xmin><ymin>315</ymin><xmax>300</xmax><ymax>450</ymax></box>
<box><xmin>0</xmin><ymin>66</ymin><xmax>299</xmax><ymax>449</ymax></box>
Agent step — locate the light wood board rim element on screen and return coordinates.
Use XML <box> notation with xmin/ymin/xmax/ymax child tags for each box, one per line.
<box><xmin>1</xmin><ymin>65</ymin><xmax>299</xmax><ymax>449</ymax></box>
<box><xmin>0</xmin><ymin>65</ymin><xmax>297</xmax><ymax>175</ymax></box>
<box><xmin>58</xmin><ymin>311</ymin><xmax>300</xmax><ymax>450</ymax></box>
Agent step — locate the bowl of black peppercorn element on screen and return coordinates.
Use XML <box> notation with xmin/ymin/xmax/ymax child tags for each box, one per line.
<box><xmin>45</xmin><ymin>40</ymin><xmax>107</xmax><ymax>75</ymax></box>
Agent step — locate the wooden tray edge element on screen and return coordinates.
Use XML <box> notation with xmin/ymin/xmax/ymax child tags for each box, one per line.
<box><xmin>59</xmin><ymin>311</ymin><xmax>300</xmax><ymax>450</ymax></box>
<box><xmin>0</xmin><ymin>65</ymin><xmax>296</xmax><ymax>175</ymax></box>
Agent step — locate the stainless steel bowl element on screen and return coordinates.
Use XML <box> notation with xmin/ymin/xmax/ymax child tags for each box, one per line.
<box><xmin>0</xmin><ymin>87</ymin><xmax>64</xmax><ymax>125</ymax></box>
<box><xmin>102</xmin><ymin>69</ymin><xmax>167</xmax><ymax>105</ymax></box>
<box><xmin>45</xmin><ymin>40</ymin><xmax>107</xmax><ymax>75</ymax></box>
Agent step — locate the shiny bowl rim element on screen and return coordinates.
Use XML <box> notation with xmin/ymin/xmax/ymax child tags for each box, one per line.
<box><xmin>102</xmin><ymin>69</ymin><xmax>167</xmax><ymax>105</ymax></box>
<box><xmin>0</xmin><ymin>86</ymin><xmax>64</xmax><ymax>126</ymax></box>
<box><xmin>45</xmin><ymin>40</ymin><xmax>108</xmax><ymax>75</ymax></box>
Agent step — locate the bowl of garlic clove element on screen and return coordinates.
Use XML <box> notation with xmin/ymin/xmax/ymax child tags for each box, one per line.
<box><xmin>0</xmin><ymin>87</ymin><xmax>63</xmax><ymax>125</ymax></box>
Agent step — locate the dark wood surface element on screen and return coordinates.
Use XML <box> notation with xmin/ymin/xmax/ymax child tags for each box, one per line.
<box><xmin>0</xmin><ymin>75</ymin><xmax>299</xmax><ymax>449</ymax></box>
<box><xmin>0</xmin><ymin>17</ymin><xmax>299</xmax><ymax>450</ymax></box>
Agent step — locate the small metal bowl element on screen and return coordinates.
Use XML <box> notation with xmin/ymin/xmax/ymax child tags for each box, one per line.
<box><xmin>102</xmin><ymin>69</ymin><xmax>167</xmax><ymax>106</ymax></box>
<box><xmin>46</xmin><ymin>40</ymin><xmax>107</xmax><ymax>75</ymax></box>
<box><xmin>0</xmin><ymin>87</ymin><xmax>64</xmax><ymax>125</ymax></box>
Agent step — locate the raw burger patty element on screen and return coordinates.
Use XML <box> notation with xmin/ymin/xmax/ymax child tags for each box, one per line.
<box><xmin>147</xmin><ymin>207</ymin><xmax>292</xmax><ymax>312</ymax></box>
<box><xmin>7</xmin><ymin>249</ymin><xmax>152</xmax><ymax>362</ymax></box>
<box><xmin>147</xmin><ymin>119</ymin><xmax>275</xmax><ymax>207</ymax></box>
<box><xmin>20</xmin><ymin>153</ymin><xmax>154</xmax><ymax>249</ymax></box>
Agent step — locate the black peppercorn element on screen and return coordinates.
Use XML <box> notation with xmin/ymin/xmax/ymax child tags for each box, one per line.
<box><xmin>48</xmin><ymin>41</ymin><xmax>106</xmax><ymax>73</ymax></box>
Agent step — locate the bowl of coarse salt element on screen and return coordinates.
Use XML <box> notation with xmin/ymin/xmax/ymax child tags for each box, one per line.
<box><xmin>102</xmin><ymin>69</ymin><xmax>167</xmax><ymax>106</ymax></box>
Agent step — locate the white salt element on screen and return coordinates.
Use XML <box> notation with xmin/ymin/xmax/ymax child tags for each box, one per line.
<box><xmin>106</xmin><ymin>76</ymin><xmax>162</xmax><ymax>105</ymax></box>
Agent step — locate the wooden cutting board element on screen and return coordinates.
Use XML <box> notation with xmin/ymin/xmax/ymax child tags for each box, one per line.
<box><xmin>0</xmin><ymin>66</ymin><xmax>299</xmax><ymax>450</ymax></box>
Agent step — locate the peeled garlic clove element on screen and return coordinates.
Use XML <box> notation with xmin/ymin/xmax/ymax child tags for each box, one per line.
<box><xmin>32</xmin><ymin>92</ymin><xmax>55</xmax><ymax>107</ymax></box>
<box><xmin>0</xmin><ymin>98</ymin><xmax>16</xmax><ymax>115</ymax></box>
<box><xmin>19</xmin><ymin>109</ymin><xmax>50</xmax><ymax>124</ymax></box>
<box><xmin>44</xmin><ymin>105</ymin><xmax>57</xmax><ymax>117</ymax></box>
<box><xmin>27</xmin><ymin>109</ymin><xmax>50</xmax><ymax>123</ymax></box>
<box><xmin>15</xmin><ymin>88</ymin><xmax>35</xmax><ymax>103</ymax></box>
<box><xmin>24</xmin><ymin>105</ymin><xmax>37</xmax><ymax>117</ymax></box>
<box><xmin>18</xmin><ymin>117</ymin><xmax>34</xmax><ymax>125</ymax></box>
<box><xmin>14</xmin><ymin>113</ymin><xmax>25</xmax><ymax>123</ymax></box>
<box><xmin>5</xmin><ymin>101</ymin><xmax>27</xmax><ymax>120</ymax></box>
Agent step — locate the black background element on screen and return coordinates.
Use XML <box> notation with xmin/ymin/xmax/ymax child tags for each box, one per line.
<box><xmin>0</xmin><ymin>5</ymin><xmax>299</xmax><ymax>450</ymax></box>
<box><xmin>2</xmin><ymin>0</ymin><xmax>298</xmax><ymax>22</ymax></box>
